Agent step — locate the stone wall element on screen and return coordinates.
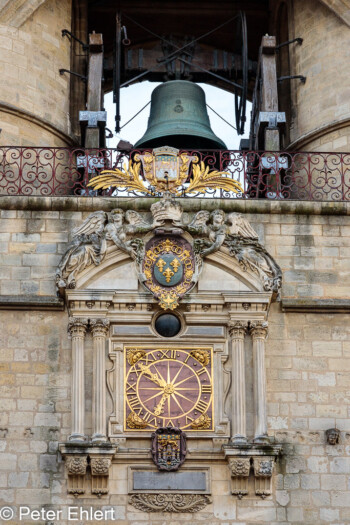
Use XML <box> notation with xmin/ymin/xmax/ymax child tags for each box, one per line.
<box><xmin>0</xmin><ymin>197</ymin><xmax>349</xmax><ymax>300</ymax></box>
<box><xmin>0</xmin><ymin>197</ymin><xmax>349</xmax><ymax>524</ymax></box>
<box><xmin>0</xmin><ymin>0</ymin><xmax>72</xmax><ymax>147</ymax></box>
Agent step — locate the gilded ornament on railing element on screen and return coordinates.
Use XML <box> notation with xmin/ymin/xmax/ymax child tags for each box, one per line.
<box><xmin>186</xmin><ymin>160</ymin><xmax>243</xmax><ymax>195</ymax></box>
<box><xmin>87</xmin><ymin>146</ymin><xmax>243</xmax><ymax>196</ymax></box>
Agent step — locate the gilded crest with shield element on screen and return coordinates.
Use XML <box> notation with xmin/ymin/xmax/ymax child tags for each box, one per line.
<box><xmin>143</xmin><ymin>236</ymin><xmax>195</xmax><ymax>310</ymax></box>
<box><xmin>136</xmin><ymin>146</ymin><xmax>197</xmax><ymax>193</ymax></box>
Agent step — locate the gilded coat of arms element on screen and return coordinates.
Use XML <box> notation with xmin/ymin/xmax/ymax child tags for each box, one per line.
<box><xmin>151</xmin><ymin>426</ymin><xmax>187</xmax><ymax>471</ymax></box>
<box><xmin>137</xmin><ymin>146</ymin><xmax>197</xmax><ymax>193</ymax></box>
<box><xmin>143</xmin><ymin>236</ymin><xmax>195</xmax><ymax>310</ymax></box>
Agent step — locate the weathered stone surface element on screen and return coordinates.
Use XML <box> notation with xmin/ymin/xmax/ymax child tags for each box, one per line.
<box><xmin>133</xmin><ymin>471</ymin><xmax>207</xmax><ymax>491</ymax></box>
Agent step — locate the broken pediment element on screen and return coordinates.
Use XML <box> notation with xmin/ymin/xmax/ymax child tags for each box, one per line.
<box><xmin>56</xmin><ymin>196</ymin><xmax>282</xmax><ymax>306</ymax></box>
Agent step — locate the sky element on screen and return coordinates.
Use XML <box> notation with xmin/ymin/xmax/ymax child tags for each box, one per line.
<box><xmin>104</xmin><ymin>82</ymin><xmax>251</xmax><ymax>150</ymax></box>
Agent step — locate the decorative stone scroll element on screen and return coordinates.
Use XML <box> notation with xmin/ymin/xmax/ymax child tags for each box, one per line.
<box><xmin>90</xmin><ymin>456</ymin><xmax>112</xmax><ymax>497</ymax></box>
<box><xmin>224</xmin><ymin>445</ymin><xmax>281</xmax><ymax>499</ymax></box>
<box><xmin>129</xmin><ymin>493</ymin><xmax>211</xmax><ymax>513</ymax></box>
<box><xmin>65</xmin><ymin>455</ymin><xmax>88</xmax><ymax>497</ymax></box>
<box><xmin>60</xmin><ymin>445</ymin><xmax>117</xmax><ymax>498</ymax></box>
<box><xmin>228</xmin><ymin>458</ymin><xmax>250</xmax><ymax>499</ymax></box>
<box><xmin>56</xmin><ymin>196</ymin><xmax>282</xmax><ymax>308</ymax></box>
<box><xmin>228</xmin><ymin>456</ymin><xmax>275</xmax><ymax>499</ymax></box>
<box><xmin>253</xmin><ymin>457</ymin><xmax>274</xmax><ymax>498</ymax></box>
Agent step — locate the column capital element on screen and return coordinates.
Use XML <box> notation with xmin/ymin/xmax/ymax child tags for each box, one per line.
<box><xmin>228</xmin><ymin>321</ymin><xmax>248</xmax><ymax>339</ymax></box>
<box><xmin>90</xmin><ymin>318</ymin><xmax>110</xmax><ymax>337</ymax></box>
<box><xmin>250</xmin><ymin>321</ymin><xmax>268</xmax><ymax>339</ymax></box>
<box><xmin>68</xmin><ymin>317</ymin><xmax>88</xmax><ymax>337</ymax></box>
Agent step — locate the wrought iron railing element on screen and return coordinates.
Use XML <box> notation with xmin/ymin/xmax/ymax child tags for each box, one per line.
<box><xmin>0</xmin><ymin>147</ymin><xmax>349</xmax><ymax>200</ymax></box>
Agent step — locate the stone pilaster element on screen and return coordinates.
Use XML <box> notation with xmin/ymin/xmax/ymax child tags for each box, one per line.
<box><xmin>228</xmin><ymin>321</ymin><xmax>248</xmax><ymax>443</ymax></box>
<box><xmin>68</xmin><ymin>318</ymin><xmax>88</xmax><ymax>442</ymax></box>
<box><xmin>90</xmin><ymin>319</ymin><xmax>110</xmax><ymax>443</ymax></box>
<box><xmin>250</xmin><ymin>321</ymin><xmax>269</xmax><ymax>442</ymax></box>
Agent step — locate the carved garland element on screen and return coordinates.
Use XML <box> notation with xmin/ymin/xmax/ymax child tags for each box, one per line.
<box><xmin>129</xmin><ymin>493</ymin><xmax>211</xmax><ymax>513</ymax></box>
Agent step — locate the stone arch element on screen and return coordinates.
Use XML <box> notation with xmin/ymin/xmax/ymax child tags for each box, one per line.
<box><xmin>75</xmin><ymin>243</ymin><xmax>266</xmax><ymax>294</ymax></box>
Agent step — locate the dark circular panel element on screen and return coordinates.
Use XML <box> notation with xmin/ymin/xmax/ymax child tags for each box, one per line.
<box><xmin>155</xmin><ymin>313</ymin><xmax>181</xmax><ymax>338</ymax></box>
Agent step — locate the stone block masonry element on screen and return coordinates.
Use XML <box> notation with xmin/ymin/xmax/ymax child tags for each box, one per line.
<box><xmin>0</xmin><ymin>196</ymin><xmax>349</xmax><ymax>524</ymax></box>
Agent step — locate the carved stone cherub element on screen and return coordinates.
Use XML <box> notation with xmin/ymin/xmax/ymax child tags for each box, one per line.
<box><xmin>56</xmin><ymin>211</ymin><xmax>108</xmax><ymax>290</ymax></box>
<box><xmin>190</xmin><ymin>209</ymin><xmax>227</xmax><ymax>257</ymax></box>
<box><xmin>56</xmin><ymin>208</ymin><xmax>152</xmax><ymax>291</ymax></box>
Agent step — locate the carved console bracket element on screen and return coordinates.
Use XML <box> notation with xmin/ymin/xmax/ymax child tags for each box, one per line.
<box><xmin>65</xmin><ymin>455</ymin><xmax>88</xmax><ymax>497</ymax></box>
<box><xmin>59</xmin><ymin>443</ymin><xmax>117</xmax><ymax>497</ymax></box>
<box><xmin>224</xmin><ymin>443</ymin><xmax>282</xmax><ymax>499</ymax></box>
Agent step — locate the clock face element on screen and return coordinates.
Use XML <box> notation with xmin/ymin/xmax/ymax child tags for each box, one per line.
<box><xmin>124</xmin><ymin>346</ymin><xmax>214</xmax><ymax>431</ymax></box>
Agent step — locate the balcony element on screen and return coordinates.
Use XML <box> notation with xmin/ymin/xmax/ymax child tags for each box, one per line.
<box><xmin>0</xmin><ymin>147</ymin><xmax>349</xmax><ymax>200</ymax></box>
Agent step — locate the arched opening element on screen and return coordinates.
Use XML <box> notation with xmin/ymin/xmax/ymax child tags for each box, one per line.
<box><xmin>104</xmin><ymin>82</ymin><xmax>251</xmax><ymax>150</ymax></box>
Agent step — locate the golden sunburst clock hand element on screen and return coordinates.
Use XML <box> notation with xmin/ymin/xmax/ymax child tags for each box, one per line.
<box><xmin>139</xmin><ymin>363</ymin><xmax>167</xmax><ymax>388</ymax></box>
<box><xmin>153</xmin><ymin>383</ymin><xmax>175</xmax><ymax>416</ymax></box>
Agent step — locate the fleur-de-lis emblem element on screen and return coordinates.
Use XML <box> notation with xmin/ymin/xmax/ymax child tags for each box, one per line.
<box><xmin>163</xmin><ymin>267</ymin><xmax>175</xmax><ymax>283</ymax></box>
<box><xmin>171</xmin><ymin>259</ymin><xmax>180</xmax><ymax>273</ymax></box>
<box><xmin>156</xmin><ymin>258</ymin><xmax>166</xmax><ymax>273</ymax></box>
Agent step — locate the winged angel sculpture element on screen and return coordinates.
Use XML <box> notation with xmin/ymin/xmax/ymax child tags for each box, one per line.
<box><xmin>56</xmin><ymin>199</ymin><xmax>282</xmax><ymax>299</ymax></box>
<box><xmin>187</xmin><ymin>210</ymin><xmax>282</xmax><ymax>295</ymax></box>
<box><xmin>56</xmin><ymin>209</ymin><xmax>151</xmax><ymax>291</ymax></box>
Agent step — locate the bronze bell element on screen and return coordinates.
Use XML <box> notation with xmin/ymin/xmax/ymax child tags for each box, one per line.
<box><xmin>135</xmin><ymin>80</ymin><xmax>226</xmax><ymax>149</ymax></box>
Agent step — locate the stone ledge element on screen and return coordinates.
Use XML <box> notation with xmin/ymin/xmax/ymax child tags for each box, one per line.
<box><xmin>0</xmin><ymin>196</ymin><xmax>350</xmax><ymax>215</ymax></box>
<box><xmin>223</xmin><ymin>443</ymin><xmax>283</xmax><ymax>458</ymax></box>
<box><xmin>281</xmin><ymin>298</ymin><xmax>350</xmax><ymax>313</ymax></box>
<box><xmin>0</xmin><ymin>295</ymin><xmax>64</xmax><ymax>310</ymax></box>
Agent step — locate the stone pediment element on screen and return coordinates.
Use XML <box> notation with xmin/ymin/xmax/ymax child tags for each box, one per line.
<box><xmin>56</xmin><ymin>196</ymin><xmax>282</xmax><ymax>307</ymax></box>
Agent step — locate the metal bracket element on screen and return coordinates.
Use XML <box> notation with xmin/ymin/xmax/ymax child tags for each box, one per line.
<box><xmin>278</xmin><ymin>75</ymin><xmax>306</xmax><ymax>84</ymax></box>
<box><xmin>79</xmin><ymin>111</ymin><xmax>107</xmax><ymax>127</ymax></box>
<box><xmin>61</xmin><ymin>29</ymin><xmax>89</xmax><ymax>51</ymax></box>
<box><xmin>59</xmin><ymin>69</ymin><xmax>87</xmax><ymax>82</ymax></box>
<box><xmin>276</xmin><ymin>37</ymin><xmax>303</xmax><ymax>50</ymax></box>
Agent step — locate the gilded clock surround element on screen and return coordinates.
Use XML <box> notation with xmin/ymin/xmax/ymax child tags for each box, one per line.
<box><xmin>124</xmin><ymin>345</ymin><xmax>214</xmax><ymax>432</ymax></box>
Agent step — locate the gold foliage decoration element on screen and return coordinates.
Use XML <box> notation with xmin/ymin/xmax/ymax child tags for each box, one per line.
<box><xmin>87</xmin><ymin>161</ymin><xmax>151</xmax><ymax>194</ymax></box>
<box><xmin>87</xmin><ymin>151</ymin><xmax>243</xmax><ymax>196</ymax></box>
<box><xmin>185</xmin><ymin>161</ymin><xmax>243</xmax><ymax>195</ymax></box>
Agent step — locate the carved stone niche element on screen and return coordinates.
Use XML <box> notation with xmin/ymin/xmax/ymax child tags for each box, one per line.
<box><xmin>224</xmin><ymin>444</ymin><xmax>281</xmax><ymax>499</ymax></box>
<box><xmin>59</xmin><ymin>444</ymin><xmax>117</xmax><ymax>497</ymax></box>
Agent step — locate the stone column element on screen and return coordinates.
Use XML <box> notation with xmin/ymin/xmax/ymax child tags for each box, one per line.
<box><xmin>250</xmin><ymin>321</ymin><xmax>269</xmax><ymax>442</ymax></box>
<box><xmin>229</xmin><ymin>322</ymin><xmax>248</xmax><ymax>443</ymax></box>
<box><xmin>90</xmin><ymin>319</ymin><xmax>110</xmax><ymax>442</ymax></box>
<box><xmin>68</xmin><ymin>318</ymin><xmax>88</xmax><ymax>442</ymax></box>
